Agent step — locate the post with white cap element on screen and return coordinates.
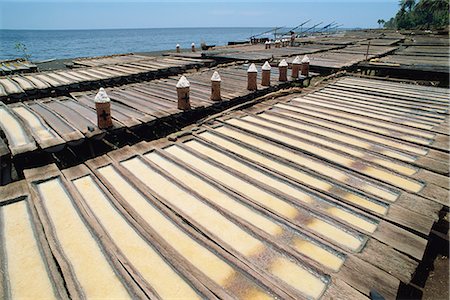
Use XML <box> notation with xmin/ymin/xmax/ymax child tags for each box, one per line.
<box><xmin>292</xmin><ymin>55</ymin><xmax>301</xmax><ymax>79</ymax></box>
<box><xmin>247</xmin><ymin>63</ymin><xmax>258</xmax><ymax>91</ymax></box>
<box><xmin>265</xmin><ymin>40</ymin><xmax>271</xmax><ymax>49</ymax></box>
<box><xmin>275</xmin><ymin>40</ymin><xmax>281</xmax><ymax>48</ymax></box>
<box><xmin>95</xmin><ymin>88</ymin><xmax>113</xmax><ymax>129</ymax></box>
<box><xmin>191</xmin><ymin>42</ymin><xmax>196</xmax><ymax>52</ymax></box>
<box><xmin>301</xmin><ymin>55</ymin><xmax>310</xmax><ymax>76</ymax></box>
<box><xmin>176</xmin><ymin>76</ymin><xmax>191</xmax><ymax>110</ymax></box>
<box><xmin>210</xmin><ymin>71</ymin><xmax>222</xmax><ymax>101</ymax></box>
<box><xmin>261</xmin><ymin>61</ymin><xmax>271</xmax><ymax>86</ymax></box>
<box><xmin>176</xmin><ymin>44</ymin><xmax>180</xmax><ymax>53</ymax></box>
<box><xmin>278</xmin><ymin>59</ymin><xmax>288</xmax><ymax>82</ymax></box>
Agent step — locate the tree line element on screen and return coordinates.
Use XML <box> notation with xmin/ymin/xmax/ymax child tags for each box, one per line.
<box><xmin>377</xmin><ymin>0</ymin><xmax>449</xmax><ymax>30</ymax></box>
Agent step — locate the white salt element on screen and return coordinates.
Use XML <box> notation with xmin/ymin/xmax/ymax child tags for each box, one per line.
<box><xmin>211</xmin><ymin>71</ymin><xmax>221</xmax><ymax>82</ymax></box>
<box><xmin>176</xmin><ymin>76</ymin><xmax>190</xmax><ymax>88</ymax></box>
<box><xmin>94</xmin><ymin>88</ymin><xmax>110</xmax><ymax>103</ymax></box>
<box><xmin>247</xmin><ymin>63</ymin><xmax>258</xmax><ymax>73</ymax></box>
<box><xmin>278</xmin><ymin>59</ymin><xmax>288</xmax><ymax>67</ymax></box>
<box><xmin>262</xmin><ymin>61</ymin><xmax>271</xmax><ymax>71</ymax></box>
<box><xmin>292</xmin><ymin>56</ymin><xmax>302</xmax><ymax>64</ymax></box>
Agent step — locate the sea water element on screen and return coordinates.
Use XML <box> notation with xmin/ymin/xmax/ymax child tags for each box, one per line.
<box><xmin>0</xmin><ymin>27</ymin><xmax>272</xmax><ymax>61</ymax></box>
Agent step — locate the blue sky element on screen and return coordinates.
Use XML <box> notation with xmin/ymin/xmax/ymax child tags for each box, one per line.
<box><xmin>0</xmin><ymin>1</ymin><xmax>399</xmax><ymax>30</ymax></box>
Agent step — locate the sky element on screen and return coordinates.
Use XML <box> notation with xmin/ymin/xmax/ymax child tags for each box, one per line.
<box><xmin>0</xmin><ymin>1</ymin><xmax>400</xmax><ymax>30</ymax></box>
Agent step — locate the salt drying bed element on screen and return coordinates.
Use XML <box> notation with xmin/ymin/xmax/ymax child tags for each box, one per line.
<box><xmin>283</xmin><ymin>45</ymin><xmax>397</xmax><ymax>70</ymax></box>
<box><xmin>0</xmin><ymin>56</ymin><xmax>214</xmax><ymax>101</ymax></box>
<box><xmin>0</xmin><ymin>63</ymin><xmax>307</xmax><ymax>159</ymax></box>
<box><xmin>0</xmin><ymin>76</ymin><xmax>448</xmax><ymax>299</ymax></box>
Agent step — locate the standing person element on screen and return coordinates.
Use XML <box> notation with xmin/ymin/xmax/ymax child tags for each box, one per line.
<box><xmin>290</xmin><ymin>31</ymin><xmax>296</xmax><ymax>46</ymax></box>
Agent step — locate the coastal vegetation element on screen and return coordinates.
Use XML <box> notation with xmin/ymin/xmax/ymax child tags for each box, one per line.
<box><xmin>382</xmin><ymin>0</ymin><xmax>449</xmax><ymax>30</ymax></box>
<box><xmin>14</xmin><ymin>42</ymin><xmax>31</xmax><ymax>60</ymax></box>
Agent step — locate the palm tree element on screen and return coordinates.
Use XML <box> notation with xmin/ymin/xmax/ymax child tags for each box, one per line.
<box><xmin>399</xmin><ymin>0</ymin><xmax>416</xmax><ymax>11</ymax></box>
<box><xmin>377</xmin><ymin>19</ymin><xmax>386</xmax><ymax>28</ymax></box>
<box><xmin>415</xmin><ymin>0</ymin><xmax>449</xmax><ymax>11</ymax></box>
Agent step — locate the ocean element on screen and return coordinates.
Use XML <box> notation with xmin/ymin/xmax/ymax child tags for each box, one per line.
<box><xmin>0</xmin><ymin>27</ymin><xmax>273</xmax><ymax>62</ymax></box>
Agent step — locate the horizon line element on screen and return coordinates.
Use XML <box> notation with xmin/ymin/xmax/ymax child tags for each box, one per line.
<box><xmin>0</xmin><ymin>26</ymin><xmax>363</xmax><ymax>31</ymax></box>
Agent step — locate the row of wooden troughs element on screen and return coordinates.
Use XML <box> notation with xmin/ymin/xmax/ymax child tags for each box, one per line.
<box><xmin>0</xmin><ymin>55</ymin><xmax>214</xmax><ymax>101</ymax></box>
<box><xmin>199</xmin><ymin>43</ymin><xmax>397</xmax><ymax>70</ymax></box>
<box><xmin>0</xmin><ymin>76</ymin><xmax>448</xmax><ymax>299</ymax></box>
<box><xmin>0</xmin><ymin>63</ymin><xmax>309</xmax><ymax>162</ymax></box>
<box><xmin>0</xmin><ymin>58</ymin><xmax>37</xmax><ymax>76</ymax></box>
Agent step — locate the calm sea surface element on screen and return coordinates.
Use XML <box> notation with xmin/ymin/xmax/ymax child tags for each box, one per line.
<box><xmin>0</xmin><ymin>27</ymin><xmax>273</xmax><ymax>61</ymax></box>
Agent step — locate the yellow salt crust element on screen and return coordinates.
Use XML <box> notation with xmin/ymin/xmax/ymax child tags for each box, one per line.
<box><xmin>291</xmin><ymin>98</ymin><xmax>435</xmax><ymax>139</ymax></box>
<box><xmin>121</xmin><ymin>157</ymin><xmax>326</xmax><ymax>298</ymax></box>
<box><xmin>344</xmin><ymin>193</ymin><xmax>388</xmax><ymax>215</ymax></box>
<box><xmin>260</xmin><ymin>112</ymin><xmax>372</xmax><ymax>149</ymax></box>
<box><xmin>275</xmin><ymin>103</ymin><xmax>430</xmax><ymax>145</ymax></box>
<box><xmin>307</xmin><ymin>219</ymin><xmax>362</xmax><ymax>251</ymax></box>
<box><xmin>121</xmin><ymin>157</ymin><xmax>265</xmax><ymax>257</ymax></box>
<box><xmin>199</xmin><ymin>131</ymin><xmax>389</xmax><ymax>215</ymax></box>
<box><xmin>37</xmin><ymin>178</ymin><xmax>131</xmax><ymax>299</ymax></box>
<box><xmin>2</xmin><ymin>201</ymin><xmax>56</xmax><ymax>299</ymax></box>
<box><xmin>327</xmin><ymin>207</ymin><xmax>377</xmax><ymax>233</ymax></box>
<box><xmin>145</xmin><ymin>152</ymin><xmax>283</xmax><ymax>237</ymax></box>
<box><xmin>269</xmin><ymin>258</ymin><xmax>326</xmax><ymax>299</ymax></box>
<box><xmin>214</xmin><ymin>126</ymin><xmax>398</xmax><ymax>202</ymax></box>
<box><xmin>73</xmin><ymin>176</ymin><xmax>201</xmax><ymax>300</ymax></box>
<box><xmin>184</xmin><ymin>140</ymin><xmax>378</xmax><ymax>234</ymax></box>
<box><xmin>186</xmin><ymin>140</ymin><xmax>315</xmax><ymax>204</ymax></box>
<box><xmin>255</xmin><ymin>114</ymin><xmax>418</xmax><ymax>176</ymax></box>
<box><xmin>146</xmin><ymin>153</ymin><xmax>345</xmax><ymax>272</ymax></box>
<box><xmin>292</xmin><ymin>239</ymin><xmax>344</xmax><ymax>272</ymax></box>
<box><xmin>227</xmin><ymin>118</ymin><xmax>422</xmax><ymax>193</ymax></box>
<box><xmin>302</xmin><ymin>96</ymin><xmax>434</xmax><ymax>130</ymax></box>
<box><xmin>0</xmin><ymin>108</ymin><xmax>29</xmax><ymax>146</ymax></box>
<box><xmin>165</xmin><ymin>145</ymin><xmax>300</xmax><ymax>220</ymax></box>
<box><xmin>273</xmin><ymin>105</ymin><xmax>426</xmax><ymax>157</ymax></box>
<box><xmin>97</xmin><ymin>165</ymin><xmax>240</xmax><ymax>288</ymax></box>
<box><xmin>314</xmin><ymin>90</ymin><xmax>444</xmax><ymax>124</ymax></box>
<box><xmin>12</xmin><ymin>106</ymin><xmax>54</xmax><ymax>140</ymax></box>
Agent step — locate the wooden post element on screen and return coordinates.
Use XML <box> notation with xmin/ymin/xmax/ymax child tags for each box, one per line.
<box><xmin>176</xmin><ymin>76</ymin><xmax>191</xmax><ymax>110</ymax></box>
<box><xmin>94</xmin><ymin>88</ymin><xmax>113</xmax><ymax>129</ymax></box>
<box><xmin>265</xmin><ymin>41</ymin><xmax>270</xmax><ymax>49</ymax></box>
<box><xmin>301</xmin><ymin>55</ymin><xmax>310</xmax><ymax>76</ymax></box>
<box><xmin>292</xmin><ymin>56</ymin><xmax>301</xmax><ymax>79</ymax></box>
<box><xmin>247</xmin><ymin>63</ymin><xmax>258</xmax><ymax>91</ymax></box>
<box><xmin>191</xmin><ymin>42</ymin><xmax>196</xmax><ymax>52</ymax></box>
<box><xmin>275</xmin><ymin>40</ymin><xmax>281</xmax><ymax>48</ymax></box>
<box><xmin>261</xmin><ymin>61</ymin><xmax>271</xmax><ymax>86</ymax></box>
<box><xmin>210</xmin><ymin>71</ymin><xmax>221</xmax><ymax>101</ymax></box>
<box><xmin>365</xmin><ymin>41</ymin><xmax>371</xmax><ymax>61</ymax></box>
<box><xmin>176</xmin><ymin>44</ymin><xmax>180</xmax><ymax>53</ymax></box>
<box><xmin>278</xmin><ymin>59</ymin><xmax>288</xmax><ymax>82</ymax></box>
